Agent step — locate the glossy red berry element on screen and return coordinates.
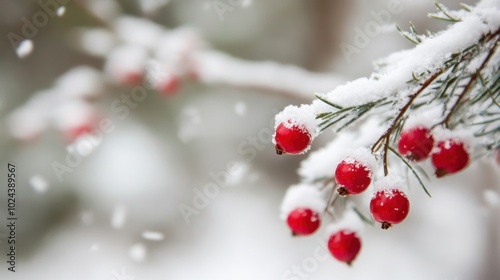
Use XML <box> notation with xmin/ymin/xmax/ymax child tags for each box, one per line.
<box><xmin>335</xmin><ymin>160</ymin><xmax>372</xmax><ymax>196</ymax></box>
<box><xmin>274</xmin><ymin>123</ymin><xmax>311</xmax><ymax>155</ymax></box>
<box><xmin>370</xmin><ymin>189</ymin><xmax>410</xmax><ymax>229</ymax></box>
<box><xmin>286</xmin><ymin>208</ymin><xmax>320</xmax><ymax>236</ymax></box>
<box><xmin>328</xmin><ymin>230</ymin><xmax>361</xmax><ymax>265</ymax></box>
<box><xmin>398</xmin><ymin>126</ymin><xmax>434</xmax><ymax>161</ymax></box>
<box><xmin>431</xmin><ymin>139</ymin><xmax>469</xmax><ymax>178</ymax></box>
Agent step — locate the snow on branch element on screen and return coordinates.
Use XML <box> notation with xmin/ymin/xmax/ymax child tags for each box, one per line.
<box><xmin>315</xmin><ymin>1</ymin><xmax>499</xmax><ymax>112</ymax></box>
<box><xmin>274</xmin><ymin>0</ymin><xmax>499</xmax><ymax>222</ymax></box>
<box><xmin>8</xmin><ymin>9</ymin><xmax>345</xmax><ymax>141</ymax></box>
<box><xmin>275</xmin><ymin>0</ymin><xmax>499</xmax><ymax>160</ymax></box>
<box><xmin>74</xmin><ymin>13</ymin><xmax>345</xmax><ymax>100</ymax></box>
<box><xmin>195</xmin><ymin>50</ymin><xmax>345</xmax><ymax>100</ymax></box>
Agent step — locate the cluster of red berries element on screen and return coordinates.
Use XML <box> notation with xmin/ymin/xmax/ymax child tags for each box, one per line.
<box><xmin>284</xmin><ymin>162</ymin><xmax>409</xmax><ymax>265</ymax></box>
<box><xmin>398</xmin><ymin>125</ymin><xmax>470</xmax><ymax>177</ymax></box>
<box><xmin>286</xmin><ymin>208</ymin><xmax>362</xmax><ymax>265</ymax></box>
<box><xmin>334</xmin><ymin>159</ymin><xmax>410</xmax><ymax>230</ymax></box>
<box><xmin>276</xmin><ymin>120</ymin><xmax>474</xmax><ymax>266</ymax></box>
<box><xmin>275</xmin><ymin>122</ymin><xmax>471</xmax><ymax>178</ymax></box>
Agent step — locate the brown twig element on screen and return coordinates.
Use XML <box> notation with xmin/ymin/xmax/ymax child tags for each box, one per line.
<box><xmin>372</xmin><ymin>29</ymin><xmax>499</xmax><ymax>176</ymax></box>
<box><xmin>371</xmin><ymin>69</ymin><xmax>443</xmax><ymax>153</ymax></box>
<box><xmin>320</xmin><ymin>177</ymin><xmax>334</xmax><ymax>190</ymax></box>
<box><xmin>383</xmin><ymin>135</ymin><xmax>390</xmax><ymax>176</ymax></box>
<box><xmin>370</xmin><ymin>70</ymin><xmax>443</xmax><ymax>174</ymax></box>
<box><xmin>441</xmin><ymin>37</ymin><xmax>499</xmax><ymax>128</ymax></box>
<box><xmin>371</xmin><ymin>70</ymin><xmax>443</xmax><ymax>153</ymax></box>
<box><xmin>323</xmin><ymin>182</ymin><xmax>339</xmax><ymax>218</ymax></box>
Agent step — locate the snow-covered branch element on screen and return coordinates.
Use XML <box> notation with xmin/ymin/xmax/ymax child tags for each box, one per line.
<box><xmin>276</xmin><ymin>0</ymin><xmax>500</xmax><ymax>241</ymax></box>
<box><xmin>8</xmin><ymin>9</ymin><xmax>345</xmax><ymax>141</ymax></box>
<box><xmin>195</xmin><ymin>50</ymin><xmax>345</xmax><ymax>100</ymax></box>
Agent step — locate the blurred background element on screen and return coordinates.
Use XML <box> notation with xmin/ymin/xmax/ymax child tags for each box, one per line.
<box><xmin>0</xmin><ymin>0</ymin><xmax>499</xmax><ymax>279</ymax></box>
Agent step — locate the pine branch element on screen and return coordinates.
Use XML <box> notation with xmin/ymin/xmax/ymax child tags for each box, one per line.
<box><xmin>279</xmin><ymin>2</ymin><xmax>500</xmax><ymax>194</ymax></box>
<box><xmin>429</xmin><ymin>2</ymin><xmax>461</xmax><ymax>22</ymax></box>
<box><xmin>278</xmin><ymin>1</ymin><xmax>500</xmax><ymax>259</ymax></box>
<box><xmin>371</xmin><ymin>70</ymin><xmax>443</xmax><ymax>154</ymax></box>
<box><xmin>440</xmin><ymin>35</ymin><xmax>500</xmax><ymax>128</ymax></box>
<box><xmin>352</xmin><ymin>206</ymin><xmax>375</xmax><ymax>226</ymax></box>
<box><xmin>388</xmin><ymin>146</ymin><xmax>432</xmax><ymax>197</ymax></box>
<box><xmin>314</xmin><ymin>25</ymin><xmax>499</xmax><ymax>179</ymax></box>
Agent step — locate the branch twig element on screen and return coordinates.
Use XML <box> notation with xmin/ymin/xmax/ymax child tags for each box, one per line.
<box><xmin>441</xmin><ymin>37</ymin><xmax>499</xmax><ymax>128</ymax></box>
<box><xmin>195</xmin><ymin>51</ymin><xmax>345</xmax><ymax>101</ymax></box>
<box><xmin>371</xmin><ymin>71</ymin><xmax>443</xmax><ymax>152</ymax></box>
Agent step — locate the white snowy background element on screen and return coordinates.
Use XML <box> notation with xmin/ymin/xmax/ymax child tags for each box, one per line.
<box><xmin>0</xmin><ymin>0</ymin><xmax>499</xmax><ymax>280</ymax></box>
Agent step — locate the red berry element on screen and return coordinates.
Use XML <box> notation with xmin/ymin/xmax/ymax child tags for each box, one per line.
<box><xmin>398</xmin><ymin>126</ymin><xmax>434</xmax><ymax>161</ymax></box>
<box><xmin>328</xmin><ymin>230</ymin><xmax>361</xmax><ymax>265</ymax></box>
<box><xmin>370</xmin><ymin>189</ymin><xmax>410</xmax><ymax>229</ymax></box>
<box><xmin>431</xmin><ymin>139</ymin><xmax>469</xmax><ymax>178</ymax></box>
<box><xmin>496</xmin><ymin>150</ymin><xmax>500</xmax><ymax>166</ymax></box>
<box><xmin>286</xmin><ymin>208</ymin><xmax>320</xmax><ymax>236</ymax></box>
<box><xmin>335</xmin><ymin>160</ymin><xmax>372</xmax><ymax>195</ymax></box>
<box><xmin>158</xmin><ymin>76</ymin><xmax>180</xmax><ymax>96</ymax></box>
<box><xmin>122</xmin><ymin>71</ymin><xmax>143</xmax><ymax>86</ymax></box>
<box><xmin>64</xmin><ymin>123</ymin><xmax>93</xmax><ymax>143</ymax></box>
<box><xmin>274</xmin><ymin>123</ymin><xmax>311</xmax><ymax>155</ymax></box>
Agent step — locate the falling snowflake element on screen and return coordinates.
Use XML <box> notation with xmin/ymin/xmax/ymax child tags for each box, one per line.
<box><xmin>16</xmin><ymin>40</ymin><xmax>33</xmax><ymax>59</ymax></box>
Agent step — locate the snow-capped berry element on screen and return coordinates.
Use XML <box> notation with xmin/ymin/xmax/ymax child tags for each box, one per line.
<box><xmin>104</xmin><ymin>45</ymin><xmax>147</xmax><ymax>86</ymax></box>
<box><xmin>431</xmin><ymin>139</ymin><xmax>469</xmax><ymax>178</ymax></box>
<box><xmin>274</xmin><ymin>123</ymin><xmax>311</xmax><ymax>155</ymax></box>
<box><xmin>280</xmin><ymin>184</ymin><xmax>325</xmax><ymax>233</ymax></box>
<box><xmin>335</xmin><ymin>160</ymin><xmax>372</xmax><ymax>196</ymax></box>
<box><xmin>273</xmin><ymin>104</ymin><xmax>317</xmax><ymax>155</ymax></box>
<box><xmin>286</xmin><ymin>208</ymin><xmax>321</xmax><ymax>236</ymax></box>
<box><xmin>398</xmin><ymin>126</ymin><xmax>434</xmax><ymax>161</ymax></box>
<box><xmin>328</xmin><ymin>230</ymin><xmax>361</xmax><ymax>265</ymax></box>
<box><xmin>370</xmin><ymin>189</ymin><xmax>410</xmax><ymax>229</ymax></box>
<box><xmin>158</xmin><ymin>75</ymin><xmax>180</xmax><ymax>96</ymax></box>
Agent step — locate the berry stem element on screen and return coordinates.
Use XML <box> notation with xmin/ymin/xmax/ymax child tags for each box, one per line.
<box><xmin>383</xmin><ymin>135</ymin><xmax>390</xmax><ymax>176</ymax></box>
<box><xmin>324</xmin><ymin>184</ymin><xmax>340</xmax><ymax>216</ymax></box>
<box><xmin>381</xmin><ymin>222</ymin><xmax>392</xmax><ymax>230</ymax></box>
<box><xmin>275</xmin><ymin>144</ymin><xmax>284</xmax><ymax>155</ymax></box>
<box><xmin>372</xmin><ymin>71</ymin><xmax>443</xmax><ymax>178</ymax></box>
<box><xmin>388</xmin><ymin>146</ymin><xmax>432</xmax><ymax>197</ymax></box>
<box><xmin>337</xmin><ymin>187</ymin><xmax>349</xmax><ymax>196</ymax></box>
<box><xmin>320</xmin><ymin>177</ymin><xmax>335</xmax><ymax>190</ymax></box>
<box><xmin>330</xmin><ymin>192</ymin><xmax>340</xmax><ymax>208</ymax></box>
<box><xmin>352</xmin><ymin>206</ymin><xmax>375</xmax><ymax>226</ymax></box>
<box><xmin>371</xmin><ymin>70</ymin><xmax>443</xmax><ymax>155</ymax></box>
